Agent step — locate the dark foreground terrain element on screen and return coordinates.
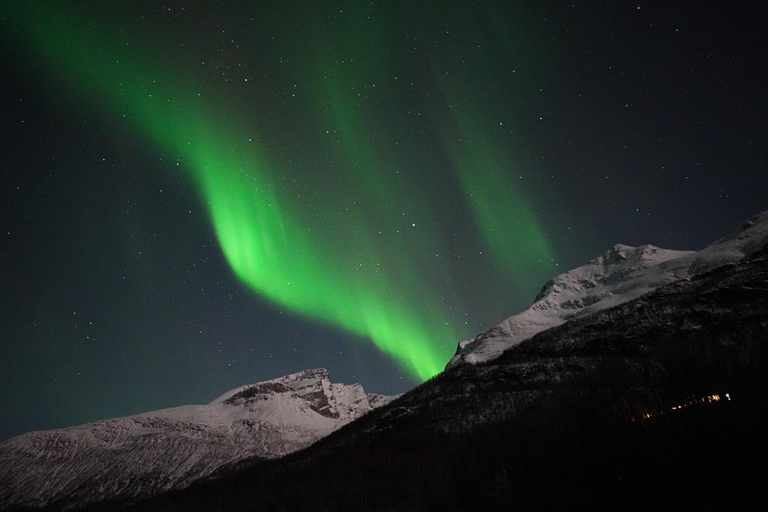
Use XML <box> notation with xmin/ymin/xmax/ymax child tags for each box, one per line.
<box><xmin>25</xmin><ymin>245</ymin><xmax>768</xmax><ymax>512</ymax></box>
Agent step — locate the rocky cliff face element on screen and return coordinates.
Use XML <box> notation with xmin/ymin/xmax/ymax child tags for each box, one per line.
<box><xmin>0</xmin><ymin>369</ymin><xmax>394</xmax><ymax>511</ymax></box>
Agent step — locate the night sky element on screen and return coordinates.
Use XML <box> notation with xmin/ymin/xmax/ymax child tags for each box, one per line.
<box><xmin>1</xmin><ymin>1</ymin><xmax>766</xmax><ymax>441</ymax></box>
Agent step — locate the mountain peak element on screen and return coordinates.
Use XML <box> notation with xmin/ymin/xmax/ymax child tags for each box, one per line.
<box><xmin>740</xmin><ymin>209</ymin><xmax>768</xmax><ymax>231</ymax></box>
<box><xmin>530</xmin><ymin>243</ymin><xmax>691</xmax><ymax>306</ymax></box>
<box><xmin>591</xmin><ymin>243</ymin><xmax>681</xmax><ymax>267</ymax></box>
<box><xmin>0</xmin><ymin>369</ymin><xmax>395</xmax><ymax>511</ymax></box>
<box><xmin>215</xmin><ymin>368</ymin><xmax>382</xmax><ymax>422</ymax></box>
<box><xmin>212</xmin><ymin>368</ymin><xmax>331</xmax><ymax>405</ymax></box>
<box><xmin>448</xmin><ymin>209</ymin><xmax>768</xmax><ymax>370</ymax></box>
<box><xmin>718</xmin><ymin>209</ymin><xmax>768</xmax><ymax>247</ymax></box>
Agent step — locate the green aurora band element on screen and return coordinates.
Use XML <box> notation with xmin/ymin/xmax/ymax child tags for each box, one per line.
<box><xmin>2</xmin><ymin>2</ymin><xmax>556</xmax><ymax>381</ymax></box>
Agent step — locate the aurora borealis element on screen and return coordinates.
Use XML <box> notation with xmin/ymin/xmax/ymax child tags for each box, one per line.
<box><xmin>2</xmin><ymin>1</ymin><xmax>767</xmax><ymax>440</ymax></box>
<box><xmin>2</xmin><ymin>1</ymin><xmax>558</xmax><ymax>380</ymax></box>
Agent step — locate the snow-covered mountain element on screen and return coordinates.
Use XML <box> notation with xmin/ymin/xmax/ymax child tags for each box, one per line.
<box><xmin>96</xmin><ymin>242</ymin><xmax>768</xmax><ymax>511</ymax></box>
<box><xmin>447</xmin><ymin>210</ymin><xmax>768</xmax><ymax>369</ymax></box>
<box><xmin>0</xmin><ymin>369</ymin><xmax>394</xmax><ymax>511</ymax></box>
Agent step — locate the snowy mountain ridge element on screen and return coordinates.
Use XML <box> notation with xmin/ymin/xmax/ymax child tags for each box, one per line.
<box><xmin>448</xmin><ymin>210</ymin><xmax>768</xmax><ymax>369</ymax></box>
<box><xmin>0</xmin><ymin>368</ymin><xmax>394</xmax><ymax>511</ymax></box>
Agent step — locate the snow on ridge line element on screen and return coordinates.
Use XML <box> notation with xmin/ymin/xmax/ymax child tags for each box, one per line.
<box><xmin>50</xmin><ymin>368</ymin><xmax>387</xmax><ymax>436</ymax></box>
<box><xmin>209</xmin><ymin>368</ymin><xmax>333</xmax><ymax>405</ymax></box>
<box><xmin>0</xmin><ymin>368</ymin><xmax>396</xmax><ymax>511</ymax></box>
<box><xmin>446</xmin><ymin>209</ymin><xmax>768</xmax><ymax>370</ymax></box>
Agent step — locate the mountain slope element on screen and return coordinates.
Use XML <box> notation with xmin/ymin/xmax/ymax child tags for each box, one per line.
<box><xmin>448</xmin><ymin>210</ymin><xmax>768</xmax><ymax>368</ymax></box>
<box><xmin>105</xmin><ymin>225</ymin><xmax>768</xmax><ymax>512</ymax></box>
<box><xmin>0</xmin><ymin>369</ymin><xmax>393</xmax><ymax>512</ymax></box>
<box><xmin>5</xmin><ymin>211</ymin><xmax>768</xmax><ymax>512</ymax></box>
